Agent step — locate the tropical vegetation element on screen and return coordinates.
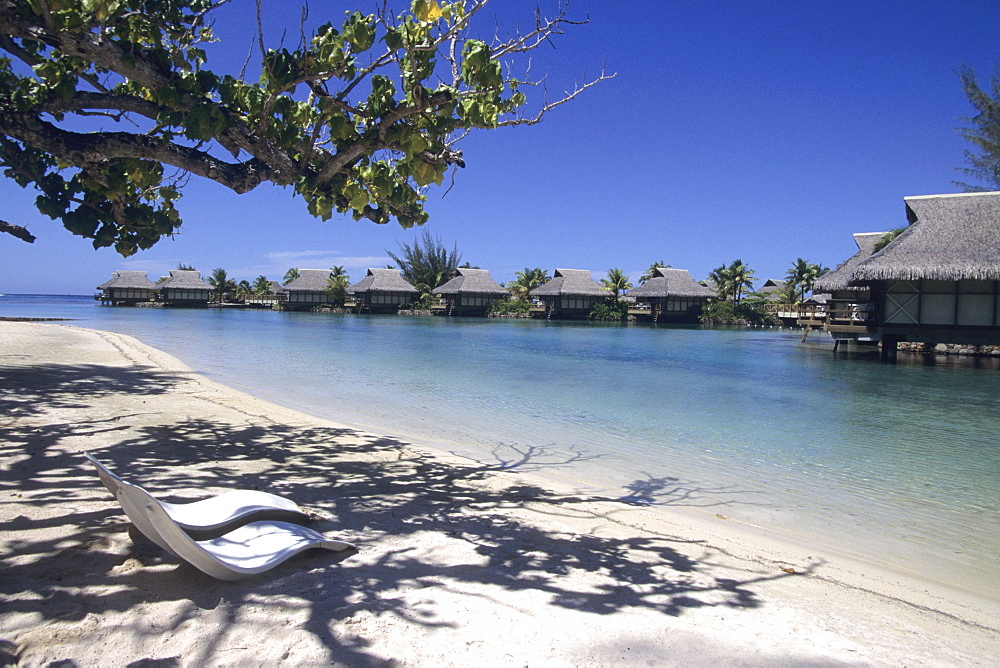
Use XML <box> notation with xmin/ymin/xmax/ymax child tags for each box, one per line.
<box><xmin>707</xmin><ymin>259</ymin><xmax>756</xmax><ymax>305</ymax></box>
<box><xmin>325</xmin><ymin>266</ymin><xmax>351</xmax><ymax>307</ymax></box>
<box><xmin>700</xmin><ymin>299</ymin><xmax>775</xmax><ymax>327</ymax></box>
<box><xmin>872</xmin><ymin>228</ymin><xmax>906</xmax><ymax>253</ymax></box>
<box><xmin>957</xmin><ymin>65</ymin><xmax>1000</xmax><ymax>190</ymax></box>
<box><xmin>508</xmin><ymin>267</ymin><xmax>550</xmax><ymax>301</ymax></box>
<box><xmin>208</xmin><ymin>267</ymin><xmax>237</xmax><ymax>303</ymax></box>
<box><xmin>600</xmin><ymin>268</ymin><xmax>632</xmax><ymax>300</ymax></box>
<box><xmin>639</xmin><ymin>261</ymin><xmax>670</xmax><ymax>284</ymax></box>
<box><xmin>387</xmin><ymin>229</ymin><xmax>462</xmax><ymax>299</ymax></box>
<box><xmin>784</xmin><ymin>258</ymin><xmax>828</xmax><ymax>303</ymax></box>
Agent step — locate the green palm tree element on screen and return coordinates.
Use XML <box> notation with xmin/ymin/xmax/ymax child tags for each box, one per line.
<box><xmin>600</xmin><ymin>268</ymin><xmax>633</xmax><ymax>300</ymax></box>
<box><xmin>785</xmin><ymin>258</ymin><xmax>828</xmax><ymax>302</ymax></box>
<box><xmin>707</xmin><ymin>264</ymin><xmax>733</xmax><ymax>302</ymax></box>
<box><xmin>326</xmin><ymin>266</ymin><xmax>350</xmax><ymax>307</ymax></box>
<box><xmin>251</xmin><ymin>275</ymin><xmax>271</xmax><ymax>295</ymax></box>
<box><xmin>233</xmin><ymin>280</ymin><xmax>252</xmax><ymax>302</ymax></box>
<box><xmin>639</xmin><ymin>261</ymin><xmax>670</xmax><ymax>284</ymax></box>
<box><xmin>510</xmin><ymin>267</ymin><xmax>550</xmax><ymax>300</ymax></box>
<box><xmin>283</xmin><ymin>267</ymin><xmax>300</xmax><ymax>285</ymax></box>
<box><xmin>727</xmin><ymin>259</ymin><xmax>755</xmax><ymax>305</ymax></box>
<box><xmin>208</xmin><ymin>267</ymin><xmax>236</xmax><ymax>303</ymax></box>
<box><xmin>873</xmin><ymin>228</ymin><xmax>905</xmax><ymax>252</ymax></box>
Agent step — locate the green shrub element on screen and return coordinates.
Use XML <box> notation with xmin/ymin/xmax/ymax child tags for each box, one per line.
<box><xmin>589</xmin><ymin>301</ymin><xmax>630</xmax><ymax>321</ymax></box>
<box><xmin>490</xmin><ymin>297</ymin><xmax>530</xmax><ymax>316</ymax></box>
<box><xmin>700</xmin><ymin>300</ymin><xmax>776</xmax><ymax>326</ymax></box>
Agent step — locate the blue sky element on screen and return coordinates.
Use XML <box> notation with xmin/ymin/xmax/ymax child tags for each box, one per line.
<box><xmin>2</xmin><ymin>0</ymin><xmax>999</xmax><ymax>294</ymax></box>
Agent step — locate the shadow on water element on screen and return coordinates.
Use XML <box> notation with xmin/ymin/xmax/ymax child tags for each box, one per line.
<box><xmin>0</xmin><ymin>361</ymin><xmax>817</xmax><ymax>666</ymax></box>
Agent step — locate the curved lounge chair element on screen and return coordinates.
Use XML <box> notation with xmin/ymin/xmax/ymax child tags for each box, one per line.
<box><xmin>84</xmin><ymin>452</ymin><xmax>312</xmax><ymax>538</ymax></box>
<box><xmin>115</xmin><ymin>477</ymin><xmax>354</xmax><ymax>580</ymax></box>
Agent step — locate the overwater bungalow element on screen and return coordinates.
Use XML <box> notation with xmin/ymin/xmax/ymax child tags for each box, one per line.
<box><xmin>627</xmin><ymin>268</ymin><xmax>716</xmax><ymax>323</ymax></box>
<box><xmin>529</xmin><ymin>268</ymin><xmax>608</xmax><ymax>319</ymax></box>
<box><xmin>348</xmin><ymin>268</ymin><xmax>419</xmax><ymax>313</ymax></box>
<box><xmin>281</xmin><ymin>269</ymin><xmax>333</xmax><ymax>310</ymax></box>
<box><xmin>157</xmin><ymin>270</ymin><xmax>211</xmax><ymax>306</ymax></box>
<box><xmin>817</xmin><ymin>191</ymin><xmax>1000</xmax><ymax>358</ymax></box>
<box><xmin>95</xmin><ymin>271</ymin><xmax>156</xmax><ymax>305</ymax></box>
<box><xmin>812</xmin><ymin>231</ymin><xmax>886</xmax><ymax>341</ymax></box>
<box><xmin>432</xmin><ymin>268</ymin><xmax>508</xmax><ymax>316</ymax></box>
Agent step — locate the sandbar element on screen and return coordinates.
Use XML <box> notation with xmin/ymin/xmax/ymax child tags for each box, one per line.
<box><xmin>1</xmin><ymin>321</ymin><xmax>997</xmax><ymax>665</ymax></box>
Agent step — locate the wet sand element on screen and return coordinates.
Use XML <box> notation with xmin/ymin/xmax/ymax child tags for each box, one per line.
<box><xmin>1</xmin><ymin>321</ymin><xmax>997</xmax><ymax>665</ymax></box>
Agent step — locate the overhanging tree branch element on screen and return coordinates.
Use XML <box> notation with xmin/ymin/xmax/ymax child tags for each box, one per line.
<box><xmin>0</xmin><ymin>0</ymin><xmax>612</xmax><ymax>254</ymax></box>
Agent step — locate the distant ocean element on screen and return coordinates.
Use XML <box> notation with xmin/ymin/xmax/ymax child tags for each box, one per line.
<box><xmin>4</xmin><ymin>294</ymin><xmax>999</xmax><ymax>599</ymax></box>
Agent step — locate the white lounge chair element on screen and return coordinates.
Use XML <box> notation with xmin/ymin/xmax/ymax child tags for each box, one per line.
<box><xmin>115</xmin><ymin>476</ymin><xmax>354</xmax><ymax>580</ymax></box>
<box><xmin>84</xmin><ymin>452</ymin><xmax>312</xmax><ymax>537</ymax></box>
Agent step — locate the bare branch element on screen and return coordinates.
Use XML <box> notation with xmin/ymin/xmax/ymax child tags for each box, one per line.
<box><xmin>498</xmin><ymin>66</ymin><xmax>615</xmax><ymax>128</ymax></box>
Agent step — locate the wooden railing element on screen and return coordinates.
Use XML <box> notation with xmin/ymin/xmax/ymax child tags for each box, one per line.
<box><xmin>824</xmin><ymin>299</ymin><xmax>877</xmax><ymax>332</ymax></box>
<box><xmin>761</xmin><ymin>303</ymin><xmax>827</xmax><ymax>321</ymax></box>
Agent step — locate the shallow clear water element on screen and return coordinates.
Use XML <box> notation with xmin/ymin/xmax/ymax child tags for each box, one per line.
<box><xmin>4</xmin><ymin>294</ymin><xmax>999</xmax><ymax>597</ymax></box>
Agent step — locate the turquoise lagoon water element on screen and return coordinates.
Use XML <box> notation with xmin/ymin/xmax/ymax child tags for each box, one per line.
<box><xmin>4</xmin><ymin>294</ymin><xmax>999</xmax><ymax>597</ymax></box>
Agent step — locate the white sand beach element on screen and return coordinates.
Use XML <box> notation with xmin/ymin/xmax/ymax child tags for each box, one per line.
<box><xmin>1</xmin><ymin>321</ymin><xmax>997</xmax><ymax>666</ymax></box>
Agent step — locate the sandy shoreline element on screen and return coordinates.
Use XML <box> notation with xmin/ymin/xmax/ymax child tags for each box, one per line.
<box><xmin>1</xmin><ymin>322</ymin><xmax>997</xmax><ymax>665</ymax></box>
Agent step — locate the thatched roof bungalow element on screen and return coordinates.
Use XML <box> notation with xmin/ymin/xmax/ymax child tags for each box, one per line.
<box><xmin>628</xmin><ymin>268</ymin><xmax>715</xmax><ymax>323</ymax></box>
<box><xmin>812</xmin><ymin>232</ymin><xmax>887</xmax><ymax>294</ymax></box>
<box><xmin>157</xmin><ymin>270</ymin><xmax>211</xmax><ymax>306</ymax></box>
<box><xmin>529</xmin><ymin>269</ymin><xmax>607</xmax><ymax>319</ymax></box>
<box><xmin>348</xmin><ymin>268</ymin><xmax>419</xmax><ymax>313</ymax></box>
<box><xmin>820</xmin><ymin>191</ymin><xmax>1000</xmax><ymax>354</ymax></box>
<box><xmin>96</xmin><ymin>270</ymin><xmax>156</xmax><ymax>305</ymax></box>
<box><xmin>852</xmin><ymin>192</ymin><xmax>1000</xmax><ymax>283</ymax></box>
<box><xmin>281</xmin><ymin>269</ymin><xmax>333</xmax><ymax>310</ymax></box>
<box><xmin>432</xmin><ymin>268</ymin><xmax>507</xmax><ymax>316</ymax></box>
<box><xmin>752</xmin><ymin>278</ymin><xmax>788</xmax><ymax>302</ymax></box>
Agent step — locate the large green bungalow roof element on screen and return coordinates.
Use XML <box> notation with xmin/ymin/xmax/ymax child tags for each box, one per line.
<box><xmin>433</xmin><ymin>268</ymin><xmax>507</xmax><ymax>295</ymax></box>
<box><xmin>628</xmin><ymin>268</ymin><xmax>715</xmax><ymax>299</ymax></box>
<box><xmin>530</xmin><ymin>269</ymin><xmax>605</xmax><ymax>297</ymax></box>
<box><xmin>348</xmin><ymin>268</ymin><xmax>418</xmax><ymax>294</ymax></box>
<box><xmin>850</xmin><ymin>191</ymin><xmax>1000</xmax><ymax>282</ymax></box>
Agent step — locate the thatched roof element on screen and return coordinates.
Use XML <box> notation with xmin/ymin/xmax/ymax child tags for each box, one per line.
<box><xmin>811</xmin><ymin>232</ymin><xmax>887</xmax><ymax>292</ymax></box>
<box><xmin>757</xmin><ymin>279</ymin><xmax>787</xmax><ymax>293</ymax></box>
<box><xmin>850</xmin><ymin>191</ymin><xmax>1000</xmax><ymax>282</ymax></box>
<box><xmin>282</xmin><ymin>269</ymin><xmax>332</xmax><ymax>292</ymax></box>
<box><xmin>529</xmin><ymin>269</ymin><xmax>605</xmax><ymax>297</ymax></box>
<box><xmin>348</xmin><ymin>268</ymin><xmax>418</xmax><ymax>294</ymax></box>
<box><xmin>628</xmin><ymin>268</ymin><xmax>716</xmax><ymax>299</ymax></box>
<box><xmin>97</xmin><ymin>270</ymin><xmax>155</xmax><ymax>290</ymax></box>
<box><xmin>433</xmin><ymin>268</ymin><xmax>507</xmax><ymax>295</ymax></box>
<box><xmin>158</xmin><ymin>270</ymin><xmax>210</xmax><ymax>289</ymax></box>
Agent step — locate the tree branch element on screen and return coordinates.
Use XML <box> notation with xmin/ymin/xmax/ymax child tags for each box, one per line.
<box><xmin>0</xmin><ymin>112</ymin><xmax>275</xmax><ymax>193</ymax></box>
<box><xmin>0</xmin><ymin>218</ymin><xmax>36</xmax><ymax>243</ymax></box>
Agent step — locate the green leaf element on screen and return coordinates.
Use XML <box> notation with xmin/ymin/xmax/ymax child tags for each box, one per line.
<box><xmin>384</xmin><ymin>28</ymin><xmax>403</xmax><ymax>50</ymax></box>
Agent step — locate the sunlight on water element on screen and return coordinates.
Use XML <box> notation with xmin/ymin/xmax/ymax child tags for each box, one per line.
<box><xmin>4</xmin><ymin>295</ymin><xmax>999</xmax><ymax>597</ymax></box>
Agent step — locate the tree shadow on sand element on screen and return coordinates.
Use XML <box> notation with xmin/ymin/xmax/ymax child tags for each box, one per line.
<box><xmin>0</xmin><ymin>362</ymin><xmax>185</xmax><ymax>418</ymax></box>
<box><xmin>0</xmin><ymin>366</ymin><xmax>819</xmax><ymax>665</ymax></box>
